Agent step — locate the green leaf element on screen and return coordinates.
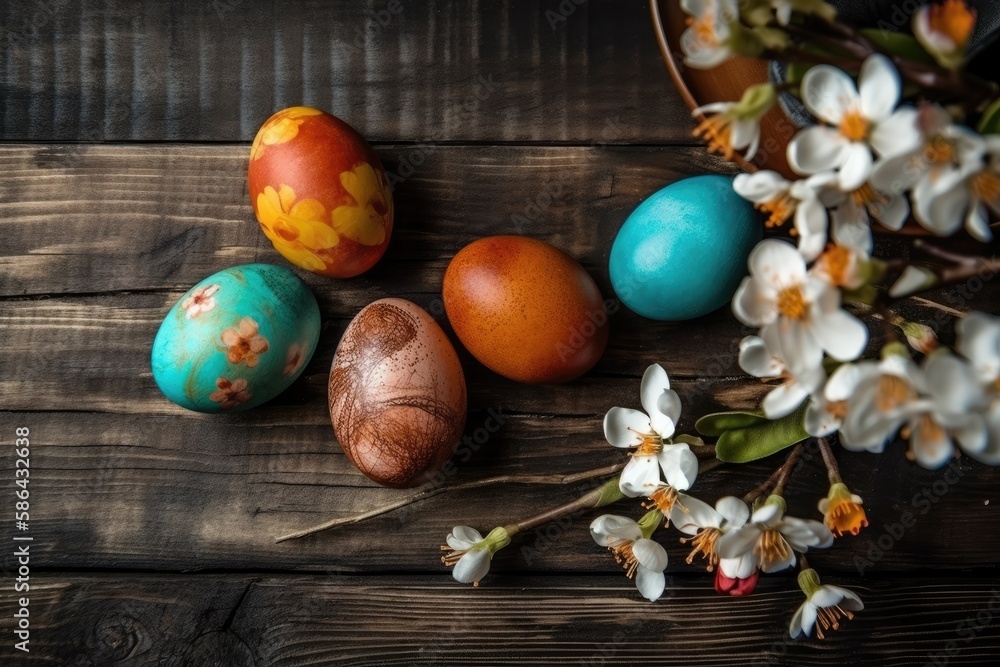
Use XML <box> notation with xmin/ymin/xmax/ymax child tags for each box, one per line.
<box><xmin>978</xmin><ymin>98</ymin><xmax>1000</xmax><ymax>134</ymax></box>
<box><xmin>860</xmin><ymin>29</ymin><xmax>935</xmax><ymax>65</ymax></box>
<box><xmin>672</xmin><ymin>433</ymin><xmax>707</xmax><ymax>447</ymax></box>
<box><xmin>714</xmin><ymin>406</ymin><xmax>810</xmax><ymax>463</ymax></box>
<box><xmin>696</xmin><ymin>410</ymin><xmax>768</xmax><ymax>437</ymax></box>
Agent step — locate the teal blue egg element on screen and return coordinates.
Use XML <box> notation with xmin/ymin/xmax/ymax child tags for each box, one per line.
<box><xmin>609</xmin><ymin>175</ymin><xmax>762</xmax><ymax>321</ymax></box>
<box><xmin>151</xmin><ymin>264</ymin><xmax>321</xmax><ymax>413</ymax></box>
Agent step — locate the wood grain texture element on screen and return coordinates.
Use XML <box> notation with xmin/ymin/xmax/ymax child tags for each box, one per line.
<box><xmin>0</xmin><ymin>0</ymin><xmax>690</xmax><ymax>143</ymax></box>
<box><xmin>4</xmin><ymin>574</ymin><xmax>1000</xmax><ymax>665</ymax></box>
<box><xmin>1</xmin><ymin>143</ymin><xmax>999</xmax><ymax>575</ymax></box>
<box><xmin>0</xmin><ymin>143</ymin><xmax>732</xmax><ymax>296</ymax></box>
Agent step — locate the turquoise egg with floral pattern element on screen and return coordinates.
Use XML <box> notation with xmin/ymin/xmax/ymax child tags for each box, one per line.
<box><xmin>151</xmin><ymin>264</ymin><xmax>321</xmax><ymax>413</ymax></box>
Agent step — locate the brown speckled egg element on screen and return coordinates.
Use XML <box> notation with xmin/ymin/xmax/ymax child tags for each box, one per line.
<box><xmin>443</xmin><ymin>235</ymin><xmax>609</xmax><ymax>384</ymax></box>
<box><xmin>329</xmin><ymin>298</ymin><xmax>467</xmax><ymax>488</ymax></box>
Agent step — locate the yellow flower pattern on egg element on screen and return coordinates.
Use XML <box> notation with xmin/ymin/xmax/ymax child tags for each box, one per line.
<box><xmin>255</xmin><ymin>184</ymin><xmax>339</xmax><ymax>272</ymax></box>
<box><xmin>250</xmin><ymin>106</ymin><xmax>324</xmax><ymax>161</ymax></box>
<box><xmin>331</xmin><ymin>162</ymin><xmax>393</xmax><ymax>246</ymax></box>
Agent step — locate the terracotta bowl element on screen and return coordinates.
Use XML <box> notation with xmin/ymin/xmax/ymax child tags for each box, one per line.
<box><xmin>650</xmin><ymin>0</ymin><xmax>796</xmax><ymax>176</ymax></box>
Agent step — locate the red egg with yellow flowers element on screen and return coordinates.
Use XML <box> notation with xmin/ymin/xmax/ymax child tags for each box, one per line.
<box><xmin>248</xmin><ymin>107</ymin><xmax>393</xmax><ymax>278</ymax></box>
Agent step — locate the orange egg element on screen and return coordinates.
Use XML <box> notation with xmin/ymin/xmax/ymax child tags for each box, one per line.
<box><xmin>443</xmin><ymin>236</ymin><xmax>610</xmax><ymax>384</ymax></box>
<box><xmin>248</xmin><ymin>106</ymin><xmax>393</xmax><ymax>278</ymax></box>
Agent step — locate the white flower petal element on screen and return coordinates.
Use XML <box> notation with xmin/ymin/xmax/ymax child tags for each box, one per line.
<box><xmin>915</xmin><ymin>172</ymin><xmax>970</xmax><ymax>235</ymax></box>
<box><xmin>732</xmin><ymin>276</ymin><xmax>774</xmax><ymax>327</ymax></box>
<box><xmin>831</xmin><ymin>205</ymin><xmax>873</xmax><ymax>254</ymax></box>
<box><xmin>800</xmin><ymin>601</ymin><xmax>819</xmax><ymax>637</ymax></box>
<box><xmin>788</xmin><ymin>126</ymin><xmax>850</xmax><ymax>176</ymax></box>
<box><xmin>801</xmin><ymin>65</ymin><xmax>859</xmax><ymax>125</ymax></box>
<box><xmin>716</xmin><ymin>496</ymin><xmax>750</xmax><ymax>529</ymax></box>
<box><xmin>825</xmin><ymin>585</ymin><xmax>864</xmax><ymax>611</ymax></box>
<box><xmin>805</xmin><ymin>397</ymin><xmax>840</xmax><ymax>436</ymax></box>
<box><xmin>739</xmin><ymin>335</ymin><xmax>783</xmax><ymax>378</ymax></box>
<box><xmin>794</xmin><ymin>196</ymin><xmax>830</xmax><ymax>261</ymax></box>
<box><xmin>604</xmin><ymin>407</ymin><xmax>652</xmax><ymax>448</ymax></box>
<box><xmin>733</xmin><ymin>170</ymin><xmax>790</xmax><ymax>203</ymax></box>
<box><xmin>871</xmin><ymin>150</ymin><xmax>920</xmax><ymax>193</ymax></box>
<box><xmin>956</xmin><ymin>312</ymin><xmax>1000</xmax><ymax>382</ymax></box>
<box><xmin>826</xmin><ymin>362</ymin><xmax>866</xmax><ymax>400</ymax></box>
<box><xmin>590</xmin><ymin>514</ymin><xmax>642</xmax><ymax>545</ymax></box>
<box><xmin>838</xmin><ymin>143</ymin><xmax>874</xmax><ymax>192</ymax></box>
<box><xmin>858</xmin><ymin>54</ymin><xmax>900</xmax><ymax>122</ymax></box>
<box><xmin>771</xmin><ymin>319</ymin><xmax>824</xmax><ymax>377</ymax></box>
<box><xmin>447</xmin><ymin>526</ymin><xmax>484</xmax><ymax>550</ymax></box>
<box><xmin>658</xmin><ymin>444</ymin><xmax>699</xmax><ymax>491</ymax></box>
<box><xmin>620</xmin><ymin>455</ymin><xmax>663</xmax><ymax>497</ymax></box>
<box><xmin>889</xmin><ymin>265</ymin><xmax>934</xmax><ymax>298</ymax></box>
<box><xmin>751</xmin><ymin>502</ymin><xmax>783</xmax><ymax>526</ymax></box>
<box><xmin>633</xmin><ymin>538</ymin><xmax>669</xmax><ymax>572</ymax></box>
<box><xmin>967</xmin><ymin>202</ymin><xmax>993</xmax><ymax>242</ymax></box>
<box><xmin>790</xmin><ymin>603</ymin><xmax>807</xmax><ymax>638</ymax></box>
<box><xmin>693</xmin><ymin>101</ymin><xmax>733</xmax><ymax>116</ymax></box>
<box><xmin>813</xmin><ymin>309</ymin><xmax>868</xmax><ymax>362</ymax></box>
<box><xmin>452</xmin><ymin>549</ymin><xmax>491</xmax><ymax>584</ymax></box>
<box><xmin>654</xmin><ymin>391</ymin><xmax>682</xmax><ymax>439</ymax></box>
<box><xmin>871</xmin><ymin>189</ymin><xmax>909</xmax><ymax>231</ymax></box>
<box><xmin>924</xmin><ymin>353</ymin><xmax>982</xmax><ymax>413</ymax></box>
<box><xmin>749</xmin><ymin>238</ymin><xmax>807</xmax><ymax>286</ymax></box>
<box><xmin>717</xmin><ymin>525</ymin><xmax>761</xmax><ymax>560</ymax></box>
<box><xmin>910</xmin><ymin>416</ymin><xmax>954</xmax><ymax>469</ymax></box>
<box><xmin>762</xmin><ymin>380</ymin><xmax>811</xmax><ymax>420</ymax></box>
<box><xmin>870</xmin><ymin>107</ymin><xmax>921</xmax><ymax>159</ymax></box>
<box><xmin>640</xmin><ymin>365</ymin><xmax>678</xmax><ymax>436</ymax></box>
<box><xmin>635</xmin><ymin>566</ymin><xmax>666</xmax><ymax>602</ymax></box>
<box><xmin>719</xmin><ymin>553</ymin><xmax>758</xmax><ymax>579</ymax></box>
<box><xmin>672</xmin><ymin>494</ymin><xmax>722</xmax><ymax>534</ymax></box>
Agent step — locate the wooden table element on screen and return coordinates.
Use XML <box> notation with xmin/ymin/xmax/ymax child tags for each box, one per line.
<box><xmin>2</xmin><ymin>1</ymin><xmax>1000</xmax><ymax>664</ymax></box>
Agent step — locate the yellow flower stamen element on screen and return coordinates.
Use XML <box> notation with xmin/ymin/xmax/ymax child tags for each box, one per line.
<box><xmin>776</xmin><ymin>285</ymin><xmax>809</xmax><ymax>320</ymax></box>
<box><xmin>681</xmin><ymin>527</ymin><xmax>722</xmax><ymax>571</ymax></box>
<box><xmin>971</xmin><ymin>171</ymin><xmax>1000</xmax><ymax>208</ymax></box>
<box><xmin>693</xmin><ymin>113</ymin><xmax>736</xmax><ymax>161</ymax></box>
<box><xmin>928</xmin><ymin>0</ymin><xmax>976</xmax><ymax>48</ymax></box>
<box><xmin>816</xmin><ymin>245</ymin><xmax>854</xmax><ymax>288</ymax></box>
<box><xmin>609</xmin><ymin>540</ymin><xmax>641</xmax><ymax>579</ymax></box>
<box><xmin>923</xmin><ymin>135</ymin><xmax>956</xmax><ymax>165</ymax></box>
<box><xmin>827</xmin><ymin>400</ymin><xmax>849</xmax><ymax>421</ymax></box>
<box><xmin>815</xmin><ymin>604</ymin><xmax>856</xmax><ymax>640</ymax></box>
<box><xmin>757</xmin><ymin>194</ymin><xmax>797</xmax><ymax>229</ymax></box>
<box><xmin>875</xmin><ymin>375</ymin><xmax>915</xmax><ymax>412</ymax></box>
<box><xmin>839</xmin><ymin>109</ymin><xmax>870</xmax><ymax>142</ymax></box>
<box><xmin>439</xmin><ymin>545</ymin><xmax>467</xmax><ymax>567</ymax></box>
<box><xmin>643</xmin><ymin>485</ymin><xmax>680</xmax><ymax>515</ymax></box>
<box><xmin>821</xmin><ymin>483</ymin><xmax>869</xmax><ymax>537</ymax></box>
<box><xmin>686</xmin><ymin>6</ymin><xmax>720</xmax><ymax>48</ymax></box>
<box><xmin>631</xmin><ymin>430</ymin><xmax>663</xmax><ymax>457</ymax></box>
<box><xmin>754</xmin><ymin>529</ymin><xmax>792</xmax><ymax>570</ymax></box>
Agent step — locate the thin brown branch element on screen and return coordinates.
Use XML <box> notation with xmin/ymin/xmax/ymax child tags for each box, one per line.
<box><xmin>771</xmin><ymin>443</ymin><xmax>806</xmax><ymax>498</ymax></box>
<box><xmin>274</xmin><ymin>461</ymin><xmax>627</xmax><ymax>543</ymax></box>
<box><xmin>817</xmin><ymin>437</ymin><xmax>842</xmax><ymax>485</ymax></box>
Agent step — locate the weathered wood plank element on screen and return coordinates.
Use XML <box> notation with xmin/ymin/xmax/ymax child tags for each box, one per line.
<box><xmin>5</xmin><ymin>574</ymin><xmax>1000</xmax><ymax>665</ymax></box>
<box><xmin>0</xmin><ymin>143</ymin><xmax>731</xmax><ymax>297</ymax></box>
<box><xmin>0</xmin><ymin>0</ymin><xmax>690</xmax><ymax>143</ymax></box>
<box><xmin>3</xmin><ymin>404</ymin><xmax>999</xmax><ymax>573</ymax></box>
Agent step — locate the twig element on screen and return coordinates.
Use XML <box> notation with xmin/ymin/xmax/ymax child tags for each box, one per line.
<box><xmin>274</xmin><ymin>461</ymin><xmax>627</xmax><ymax>543</ymax></box>
<box><xmin>914</xmin><ymin>238</ymin><xmax>979</xmax><ymax>266</ymax></box>
<box><xmin>909</xmin><ymin>296</ymin><xmax>965</xmax><ymax>317</ymax></box>
<box><xmin>771</xmin><ymin>443</ymin><xmax>806</xmax><ymax>498</ymax></box>
<box><xmin>742</xmin><ymin>461</ymin><xmax>787</xmax><ymax>504</ymax></box>
<box><xmin>817</xmin><ymin>438</ymin><xmax>842</xmax><ymax>485</ymax></box>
